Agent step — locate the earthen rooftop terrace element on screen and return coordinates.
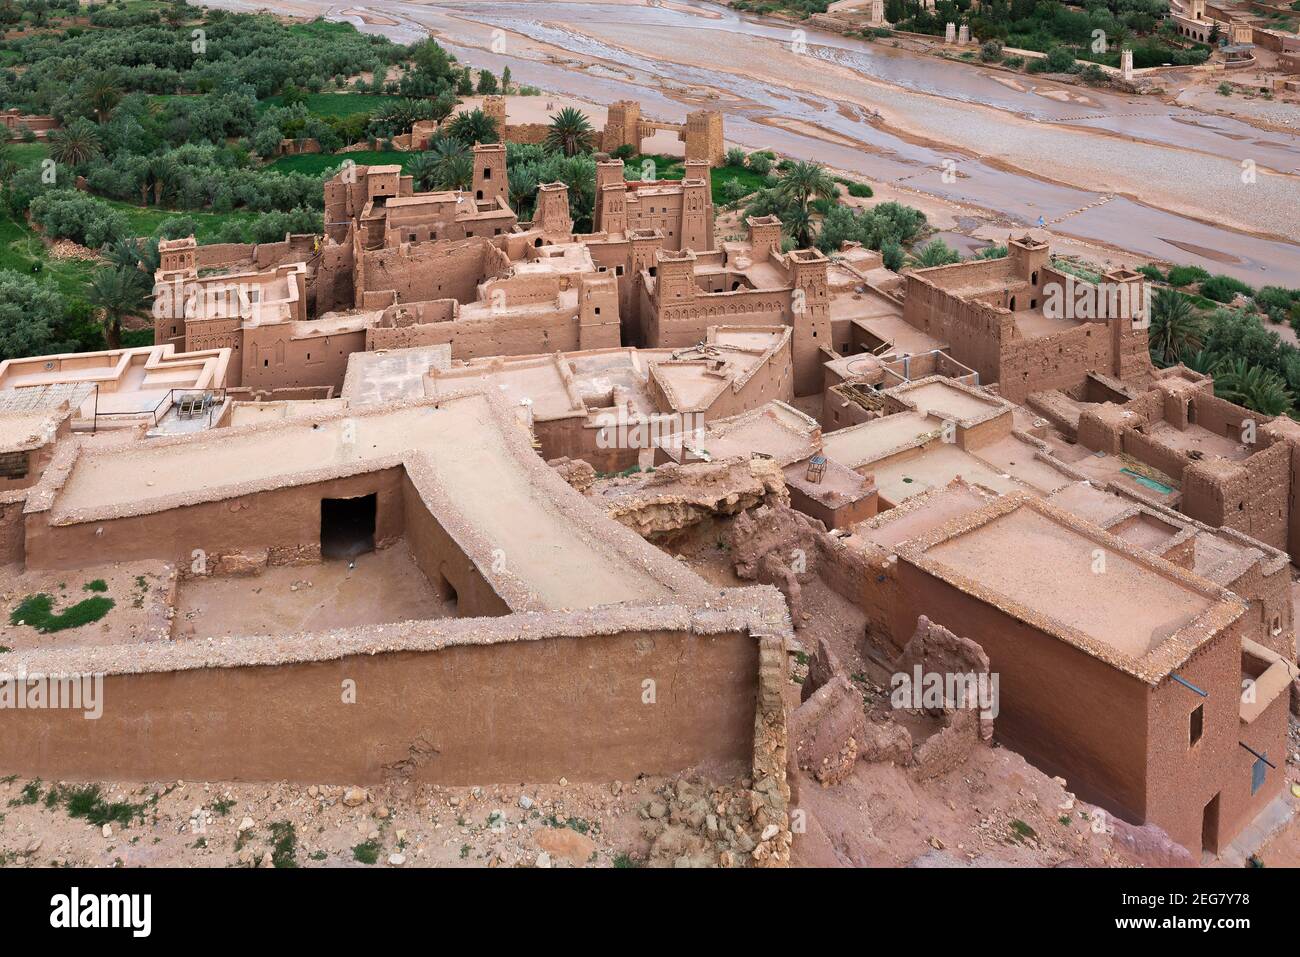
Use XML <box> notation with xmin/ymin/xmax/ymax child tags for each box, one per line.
<box><xmin>33</xmin><ymin>389</ymin><xmax>709</xmax><ymax>613</ymax></box>
<box><xmin>895</xmin><ymin>494</ymin><xmax>1247</xmax><ymax>683</ymax></box>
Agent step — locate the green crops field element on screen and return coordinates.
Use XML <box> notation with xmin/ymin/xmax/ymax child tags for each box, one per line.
<box><xmin>267</xmin><ymin>150</ymin><xmax>415</xmax><ymax>176</ymax></box>
<box><xmin>255</xmin><ymin>93</ymin><xmax>404</xmax><ymax>119</ymax></box>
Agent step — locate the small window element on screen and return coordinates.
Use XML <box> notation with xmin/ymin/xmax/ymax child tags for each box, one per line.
<box><xmin>1189</xmin><ymin>704</ymin><xmax>1203</xmax><ymax>746</ymax></box>
<box><xmin>482</xmin><ymin>167</ymin><xmax>491</xmax><ymax>180</ymax></box>
<box><xmin>1251</xmin><ymin>756</ymin><xmax>1267</xmax><ymax>795</ymax></box>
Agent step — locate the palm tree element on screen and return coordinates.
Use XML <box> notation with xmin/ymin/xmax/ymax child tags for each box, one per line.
<box><xmin>1148</xmin><ymin>287</ymin><xmax>1205</xmax><ymax>366</ymax></box>
<box><xmin>907</xmin><ymin>239</ymin><xmax>960</xmax><ymax>269</ymax></box>
<box><xmin>148</xmin><ymin>155</ymin><xmax>180</xmax><ymax>207</ymax></box>
<box><xmin>545</xmin><ymin>106</ymin><xmax>595</xmax><ymax>157</ymax></box>
<box><xmin>406</xmin><ymin>151</ymin><xmax>440</xmax><ymax>192</ymax></box>
<box><xmin>775</xmin><ymin>160</ymin><xmax>837</xmax><ymax>213</ymax></box>
<box><xmin>83</xmin><ymin>72</ymin><xmax>122</xmax><ymax>124</ymax></box>
<box><xmin>782</xmin><ymin>205</ymin><xmax>814</xmax><ymax>248</ymax></box>
<box><xmin>446</xmin><ymin>108</ymin><xmax>498</xmax><ymax>146</ymax></box>
<box><xmin>426</xmin><ymin>137</ymin><xmax>471</xmax><ymax>191</ymax></box>
<box><xmin>433</xmin><ymin>152</ymin><xmax>474</xmax><ymax>191</ymax></box>
<box><xmin>85</xmin><ymin>266</ymin><xmax>151</xmax><ymax>351</ymax></box>
<box><xmin>508</xmin><ymin>167</ymin><xmax>538</xmax><ymax>218</ymax></box>
<box><xmin>1212</xmin><ymin>357</ymin><xmax>1293</xmax><ymax>416</ymax></box>
<box><xmin>48</xmin><ymin>119</ymin><xmax>102</xmax><ymax>168</ymax></box>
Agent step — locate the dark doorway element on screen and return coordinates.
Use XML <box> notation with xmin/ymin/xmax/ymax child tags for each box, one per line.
<box><xmin>1201</xmin><ymin>793</ymin><xmax>1220</xmax><ymax>856</ymax></box>
<box><xmin>321</xmin><ymin>494</ymin><xmax>376</xmax><ymax>560</ymax></box>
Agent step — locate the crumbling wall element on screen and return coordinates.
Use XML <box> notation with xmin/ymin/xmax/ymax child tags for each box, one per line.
<box><xmin>1183</xmin><ymin>441</ymin><xmax>1290</xmax><ymax>550</ymax></box>
<box><xmin>604</xmin><ymin>457</ymin><xmax>789</xmax><ymax>540</ymax></box>
<box><xmin>893</xmin><ymin>615</ymin><xmax>995</xmax><ymax>780</ymax></box>
<box><xmin>359</xmin><ymin>237</ymin><xmax>507</xmax><ymax>305</ymax></box>
<box><xmin>999</xmin><ymin>323</ymin><xmax>1119</xmax><ymax>405</ymax></box>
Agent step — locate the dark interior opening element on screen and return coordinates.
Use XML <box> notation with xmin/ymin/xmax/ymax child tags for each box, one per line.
<box><xmin>321</xmin><ymin>494</ymin><xmax>377</xmax><ymax>560</ymax></box>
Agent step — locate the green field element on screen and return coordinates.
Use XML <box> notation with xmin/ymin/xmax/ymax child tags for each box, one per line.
<box><xmin>626</xmin><ymin>154</ymin><xmax>770</xmax><ymax>206</ymax></box>
<box><xmin>267</xmin><ymin>150</ymin><xmax>415</xmax><ymax>176</ymax></box>
<box><xmin>256</xmin><ymin>93</ymin><xmax>402</xmax><ymax>119</ymax></box>
<box><xmin>0</xmin><ymin>214</ymin><xmax>97</xmax><ymax>300</ymax></box>
<box><xmin>98</xmin><ymin>198</ymin><xmax>261</xmax><ymax>245</ymax></box>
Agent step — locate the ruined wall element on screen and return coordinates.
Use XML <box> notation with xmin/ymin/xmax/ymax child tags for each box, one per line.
<box><xmin>0</xmin><ymin>496</ymin><xmax>25</xmax><ymax>566</ymax></box>
<box><xmin>999</xmin><ymin>322</ymin><xmax>1118</xmax><ymax>405</ymax></box>
<box><xmin>359</xmin><ymin>237</ymin><xmax>508</xmax><ymax>306</ymax></box>
<box><xmin>366</xmin><ymin>307</ymin><xmax>590</xmax><ymax>360</ymax></box>
<box><xmin>1182</xmin><ymin>441</ymin><xmax>1290</xmax><ymax>550</ymax></box>
<box><xmin>0</xmin><ymin>627</ymin><xmax>760</xmax><ymax>786</ymax></box>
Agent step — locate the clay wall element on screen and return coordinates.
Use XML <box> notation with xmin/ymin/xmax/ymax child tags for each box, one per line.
<box><xmin>25</xmin><ymin>469</ymin><xmax>408</xmax><ymax>573</ymax></box>
<box><xmin>1122</xmin><ymin>428</ymin><xmax>1190</xmax><ymax>482</ymax></box>
<box><xmin>0</xmin><ymin>626</ymin><xmax>760</xmax><ymax>786</ymax></box>
<box><xmin>1182</xmin><ymin>441</ymin><xmax>1290</xmax><ymax>550</ymax></box>
<box><xmin>400</xmin><ymin>473</ymin><xmax>511</xmax><ymax>618</ymax></box>
<box><xmin>893</xmin><ymin>559</ymin><xmax>1152</xmax><ymax>825</ymax></box>
<box><xmin>999</xmin><ymin>322</ymin><xmax>1117</xmax><ymax>404</ymax></box>
<box><xmin>241</xmin><ymin>326</ymin><xmax>367</xmax><ymax>393</ymax></box>
<box><xmin>366</xmin><ymin>305</ymin><xmax>589</xmax><ymax>359</ymax></box>
<box><xmin>1144</xmin><ymin>617</ymin><xmax>1284</xmax><ymax>853</ymax></box>
<box><xmin>358</xmin><ymin>237</ymin><xmax>509</xmax><ymax>305</ymax></box>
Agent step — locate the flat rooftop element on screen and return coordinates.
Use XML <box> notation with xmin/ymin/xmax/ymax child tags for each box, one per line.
<box><xmin>342</xmin><ymin>344</ymin><xmax>453</xmax><ymax>406</ymax></box>
<box><xmin>871</xmin><ymin>442</ymin><xmax>1035</xmax><ymax>505</ymax></box>
<box><xmin>897</xmin><ymin>495</ymin><xmax>1243</xmax><ymax>681</ymax></box>
<box><xmin>670</xmin><ymin>401</ymin><xmax>819</xmax><ymax>466</ymax></box>
<box><xmin>0</xmin><ymin>346</ymin><xmax>229</xmax><ymax>423</ymax></box>
<box><xmin>45</xmin><ymin>391</ymin><xmax>696</xmax><ymax>613</ymax></box>
<box><xmin>897</xmin><ymin>379</ymin><xmax>1003</xmax><ymax>423</ymax></box>
<box><xmin>821</xmin><ymin>411</ymin><xmax>936</xmax><ymax>469</ymax></box>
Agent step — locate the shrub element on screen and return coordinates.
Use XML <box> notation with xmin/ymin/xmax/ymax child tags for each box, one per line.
<box><xmin>980</xmin><ymin>39</ymin><xmax>1004</xmax><ymax>63</ymax></box>
<box><xmin>746</xmin><ymin>152</ymin><xmax>773</xmax><ymax>175</ymax></box>
<box><xmin>1166</xmin><ymin>264</ymin><xmax>1210</xmax><ymax>287</ymax></box>
<box><xmin>1200</xmin><ymin>274</ymin><xmax>1254</xmax><ymax>303</ymax></box>
<box><xmin>1045</xmin><ymin>46</ymin><xmax>1076</xmax><ymax>73</ymax></box>
<box><xmin>725</xmin><ymin>147</ymin><xmax>747</xmax><ymax>168</ymax></box>
<box><xmin>845</xmin><ymin>181</ymin><xmax>873</xmax><ymax>198</ymax></box>
<box><xmin>28</xmin><ymin>190</ymin><xmax>128</xmax><ymax>249</ymax></box>
<box><xmin>881</xmin><ymin>240</ymin><xmax>904</xmax><ymax>272</ymax></box>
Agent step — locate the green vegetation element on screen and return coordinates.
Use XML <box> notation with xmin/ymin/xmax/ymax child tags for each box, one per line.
<box><xmin>1008</xmin><ymin>818</ymin><xmax>1037</xmax><ymax>843</ymax></box>
<box><xmin>269</xmin><ymin>820</ymin><xmax>298</xmax><ymax>868</ymax></box>
<box><xmin>9</xmin><ymin>592</ymin><xmax>114</xmax><ymax>633</ymax></box>
<box><xmin>352</xmin><ymin>839</ymin><xmax>381</xmax><ymax>864</ymax></box>
<box><xmin>52</xmin><ymin>783</ymin><xmax>148</xmax><ymax>828</ymax></box>
<box><xmin>0</xmin><ymin>5</ymin><xmax>453</xmax><ymax>361</ymax></box>
<box><xmin>889</xmin><ymin>0</ymin><xmax>1211</xmax><ymax>71</ymax></box>
<box><xmin>1142</xmin><ymin>266</ymin><xmax>1300</xmax><ymax>417</ymax></box>
<box><xmin>8</xmin><ymin>778</ymin><xmax>41</xmax><ymax>807</ymax></box>
<box><xmin>730</xmin><ymin>0</ymin><xmax>830</xmax><ymax>19</ymax></box>
<box><xmin>83</xmin><ymin>579</ymin><xmax>108</xmax><ymax>593</ymax></box>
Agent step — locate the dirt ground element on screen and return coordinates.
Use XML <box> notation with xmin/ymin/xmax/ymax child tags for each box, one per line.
<box><xmin>0</xmin><ymin>561</ymin><xmax>174</xmax><ymax>652</ymax></box>
<box><xmin>172</xmin><ymin>543</ymin><xmax>452</xmax><ymax>639</ymax></box>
